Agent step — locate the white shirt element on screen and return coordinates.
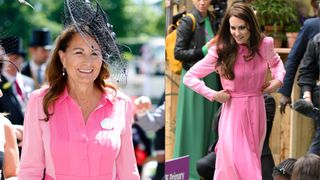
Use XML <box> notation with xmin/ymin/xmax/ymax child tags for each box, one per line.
<box><xmin>30</xmin><ymin>60</ymin><xmax>46</xmax><ymax>84</ymax></box>
<box><xmin>2</xmin><ymin>72</ymin><xmax>27</xmax><ymax>110</ymax></box>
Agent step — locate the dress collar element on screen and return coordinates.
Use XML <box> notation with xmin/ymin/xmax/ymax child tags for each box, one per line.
<box><xmin>57</xmin><ymin>86</ymin><xmax>116</xmax><ymax>106</ymax></box>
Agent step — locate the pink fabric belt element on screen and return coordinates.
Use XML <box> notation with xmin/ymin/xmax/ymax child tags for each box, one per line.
<box><xmin>229</xmin><ymin>91</ymin><xmax>262</xmax><ymax>98</ymax></box>
<box><xmin>45</xmin><ymin>174</ymin><xmax>54</xmax><ymax>180</ymax></box>
<box><xmin>45</xmin><ymin>174</ymin><xmax>113</xmax><ymax>180</ymax></box>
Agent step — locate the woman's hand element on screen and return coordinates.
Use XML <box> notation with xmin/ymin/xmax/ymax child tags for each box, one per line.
<box><xmin>262</xmin><ymin>79</ymin><xmax>282</xmax><ymax>93</ymax></box>
<box><xmin>214</xmin><ymin>90</ymin><xmax>230</xmax><ymax>103</ymax></box>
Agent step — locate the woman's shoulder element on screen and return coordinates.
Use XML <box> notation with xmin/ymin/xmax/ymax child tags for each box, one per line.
<box><xmin>30</xmin><ymin>86</ymin><xmax>49</xmax><ymax>98</ymax></box>
<box><xmin>1</xmin><ymin>115</ymin><xmax>15</xmax><ymax>134</ymax></box>
<box><xmin>303</xmin><ymin>17</ymin><xmax>319</xmax><ymax>27</ymax></box>
<box><xmin>261</xmin><ymin>36</ymin><xmax>274</xmax><ymax>45</ymax></box>
<box><xmin>259</xmin><ymin>36</ymin><xmax>275</xmax><ymax>50</ymax></box>
<box><xmin>104</xmin><ymin>88</ymin><xmax>131</xmax><ymax>104</ymax></box>
<box><xmin>179</xmin><ymin>12</ymin><xmax>198</xmax><ymax>27</ymax></box>
<box><xmin>116</xmin><ymin>90</ymin><xmax>131</xmax><ymax>102</ymax></box>
<box><xmin>0</xmin><ymin>114</ymin><xmax>11</xmax><ymax>126</ymax></box>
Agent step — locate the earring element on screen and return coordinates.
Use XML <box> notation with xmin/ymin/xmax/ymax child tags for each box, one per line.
<box><xmin>62</xmin><ymin>67</ymin><xmax>66</xmax><ymax>76</ymax></box>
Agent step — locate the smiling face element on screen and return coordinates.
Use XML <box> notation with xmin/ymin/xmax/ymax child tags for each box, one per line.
<box><xmin>229</xmin><ymin>16</ymin><xmax>251</xmax><ymax>45</ymax></box>
<box><xmin>58</xmin><ymin>33</ymin><xmax>103</xmax><ymax>87</ymax></box>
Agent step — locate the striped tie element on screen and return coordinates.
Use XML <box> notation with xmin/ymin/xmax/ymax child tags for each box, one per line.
<box><xmin>14</xmin><ymin>80</ymin><xmax>24</xmax><ymax>102</ymax></box>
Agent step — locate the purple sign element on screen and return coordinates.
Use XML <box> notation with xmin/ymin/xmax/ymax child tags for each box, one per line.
<box><xmin>165</xmin><ymin>155</ymin><xmax>189</xmax><ymax>180</ymax></box>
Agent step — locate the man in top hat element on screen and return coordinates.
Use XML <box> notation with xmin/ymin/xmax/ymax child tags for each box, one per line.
<box><xmin>0</xmin><ymin>36</ymin><xmax>34</xmax><ymax>130</ymax></box>
<box><xmin>21</xmin><ymin>28</ymin><xmax>52</xmax><ymax>89</ymax></box>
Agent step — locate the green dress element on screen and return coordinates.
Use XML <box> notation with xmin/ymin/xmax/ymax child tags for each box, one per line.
<box><xmin>173</xmin><ymin>17</ymin><xmax>221</xmax><ymax>180</ymax></box>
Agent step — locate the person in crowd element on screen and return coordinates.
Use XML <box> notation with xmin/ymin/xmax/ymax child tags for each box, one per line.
<box><xmin>278</xmin><ymin>8</ymin><xmax>319</xmax><ymax>114</ymax></box>
<box><xmin>272</xmin><ymin>158</ymin><xmax>297</xmax><ymax>180</ymax></box>
<box><xmin>0</xmin><ymin>115</ymin><xmax>18</xmax><ymax>180</ymax></box>
<box><xmin>296</xmin><ymin>32</ymin><xmax>320</xmax><ymax>155</ymax></box>
<box><xmin>311</xmin><ymin>0</ymin><xmax>319</xmax><ymax>17</ymax></box>
<box><xmin>18</xmin><ymin>0</ymin><xmax>139</xmax><ymax>179</ymax></box>
<box><xmin>134</xmin><ymin>93</ymin><xmax>165</xmax><ymax>180</ymax></box>
<box><xmin>21</xmin><ymin>28</ymin><xmax>51</xmax><ymax>89</ymax></box>
<box><xmin>183</xmin><ymin>2</ymin><xmax>285</xmax><ymax>179</ymax></box>
<box><xmin>0</xmin><ymin>36</ymin><xmax>34</xmax><ymax>126</ymax></box>
<box><xmin>134</xmin><ymin>95</ymin><xmax>164</xmax><ymax>132</ymax></box>
<box><xmin>0</xmin><ymin>57</ymin><xmax>19</xmax><ymax>180</ymax></box>
<box><xmin>292</xmin><ymin>153</ymin><xmax>320</xmax><ymax>180</ymax></box>
<box><xmin>0</xmin><ymin>37</ymin><xmax>34</xmax><ymax>150</ymax></box>
<box><xmin>173</xmin><ymin>0</ymin><xmax>222</xmax><ymax>178</ymax></box>
<box><xmin>196</xmin><ymin>94</ymin><xmax>277</xmax><ymax>180</ymax></box>
<box><xmin>131</xmin><ymin>123</ymin><xmax>151</xmax><ymax>174</ymax></box>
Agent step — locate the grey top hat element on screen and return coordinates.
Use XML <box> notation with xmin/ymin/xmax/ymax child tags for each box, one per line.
<box><xmin>0</xmin><ymin>36</ymin><xmax>27</xmax><ymax>57</ymax></box>
<box><xmin>29</xmin><ymin>28</ymin><xmax>52</xmax><ymax>50</ymax></box>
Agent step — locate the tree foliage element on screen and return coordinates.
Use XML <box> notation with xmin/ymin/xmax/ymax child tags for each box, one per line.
<box><xmin>0</xmin><ymin>0</ymin><xmax>164</xmax><ymax>47</ymax></box>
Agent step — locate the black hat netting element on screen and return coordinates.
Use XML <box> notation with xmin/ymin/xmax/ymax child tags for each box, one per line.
<box><xmin>64</xmin><ymin>0</ymin><xmax>128</xmax><ymax>84</ymax></box>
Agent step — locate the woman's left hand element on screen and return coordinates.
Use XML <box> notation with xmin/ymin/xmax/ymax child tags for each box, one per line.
<box><xmin>262</xmin><ymin>79</ymin><xmax>282</xmax><ymax>93</ymax></box>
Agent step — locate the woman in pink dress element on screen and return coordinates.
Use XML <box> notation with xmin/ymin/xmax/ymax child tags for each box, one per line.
<box><xmin>183</xmin><ymin>2</ymin><xmax>286</xmax><ymax>179</ymax></box>
<box><xmin>18</xmin><ymin>1</ymin><xmax>139</xmax><ymax>179</ymax></box>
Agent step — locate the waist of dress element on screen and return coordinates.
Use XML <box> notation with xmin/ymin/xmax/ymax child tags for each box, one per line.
<box><xmin>229</xmin><ymin>91</ymin><xmax>263</xmax><ymax>98</ymax></box>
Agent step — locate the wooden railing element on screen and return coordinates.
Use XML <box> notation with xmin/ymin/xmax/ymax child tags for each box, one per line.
<box><xmin>269</xmin><ymin>48</ymin><xmax>314</xmax><ymax>164</ymax></box>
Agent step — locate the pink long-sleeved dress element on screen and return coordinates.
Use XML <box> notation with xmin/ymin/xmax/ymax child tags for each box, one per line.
<box><xmin>183</xmin><ymin>37</ymin><xmax>285</xmax><ymax>180</ymax></box>
<box><xmin>18</xmin><ymin>87</ymin><xmax>140</xmax><ymax>180</ymax></box>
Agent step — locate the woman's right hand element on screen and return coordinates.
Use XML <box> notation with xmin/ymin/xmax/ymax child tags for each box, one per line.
<box><xmin>214</xmin><ymin>90</ymin><xmax>230</xmax><ymax>103</ymax></box>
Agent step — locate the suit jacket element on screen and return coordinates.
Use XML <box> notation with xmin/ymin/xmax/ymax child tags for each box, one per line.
<box><xmin>21</xmin><ymin>61</ymin><xmax>42</xmax><ymax>89</ymax></box>
<box><xmin>0</xmin><ymin>74</ymin><xmax>34</xmax><ymax>125</ymax></box>
<box><xmin>298</xmin><ymin>33</ymin><xmax>320</xmax><ymax>108</ymax></box>
<box><xmin>0</xmin><ymin>75</ymin><xmax>24</xmax><ymax>125</ymax></box>
<box><xmin>278</xmin><ymin>17</ymin><xmax>320</xmax><ymax>97</ymax></box>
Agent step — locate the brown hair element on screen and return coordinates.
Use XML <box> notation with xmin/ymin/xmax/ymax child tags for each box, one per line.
<box><xmin>292</xmin><ymin>154</ymin><xmax>320</xmax><ymax>180</ymax></box>
<box><xmin>216</xmin><ymin>2</ymin><xmax>262</xmax><ymax>80</ymax></box>
<box><xmin>42</xmin><ymin>25</ymin><xmax>115</xmax><ymax>121</ymax></box>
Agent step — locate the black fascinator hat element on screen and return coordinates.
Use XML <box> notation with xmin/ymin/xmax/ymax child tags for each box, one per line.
<box><xmin>64</xmin><ymin>0</ymin><xmax>127</xmax><ymax>83</ymax></box>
